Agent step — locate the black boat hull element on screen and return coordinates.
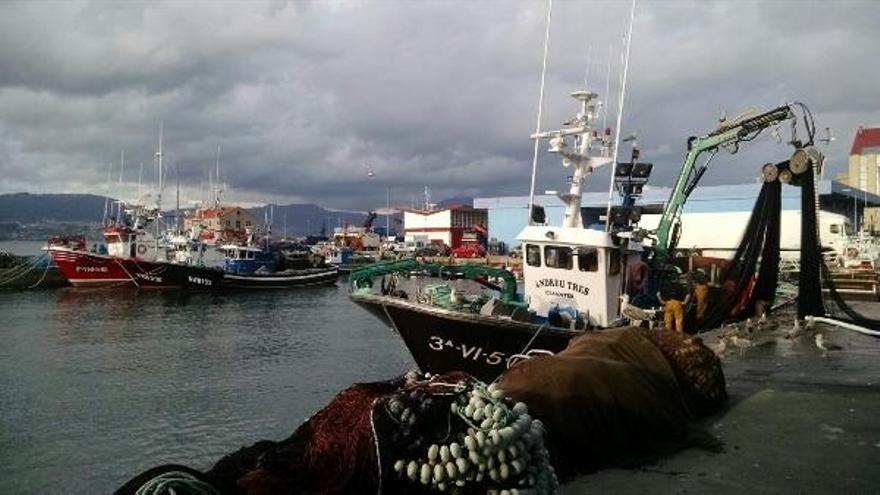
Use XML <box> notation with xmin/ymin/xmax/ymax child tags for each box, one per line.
<box><xmin>222</xmin><ymin>267</ymin><xmax>339</xmax><ymax>289</ymax></box>
<box><xmin>351</xmin><ymin>293</ymin><xmax>578</xmax><ymax>382</ymax></box>
<box><xmin>121</xmin><ymin>259</ymin><xmax>225</xmax><ymax>289</ymax></box>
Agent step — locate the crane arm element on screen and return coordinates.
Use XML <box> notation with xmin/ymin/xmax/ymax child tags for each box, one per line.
<box><xmin>652</xmin><ymin>105</ymin><xmax>795</xmax><ymax>267</ymax></box>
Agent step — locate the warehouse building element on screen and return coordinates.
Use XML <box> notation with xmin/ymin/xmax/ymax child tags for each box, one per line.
<box><xmin>474</xmin><ymin>181</ymin><xmax>880</xmax><ymax>250</ymax></box>
<box><xmin>403</xmin><ymin>205</ymin><xmax>487</xmax><ymax>249</ymax></box>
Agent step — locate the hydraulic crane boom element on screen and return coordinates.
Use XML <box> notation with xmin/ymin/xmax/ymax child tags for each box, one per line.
<box><xmin>652</xmin><ymin>105</ymin><xmax>797</xmax><ymax>267</ymax></box>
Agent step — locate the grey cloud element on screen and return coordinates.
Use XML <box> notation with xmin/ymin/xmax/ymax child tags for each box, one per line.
<box><xmin>0</xmin><ymin>0</ymin><xmax>878</xmax><ymax>210</ymax></box>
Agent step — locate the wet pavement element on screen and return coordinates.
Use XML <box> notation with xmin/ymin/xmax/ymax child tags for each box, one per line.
<box><xmin>562</xmin><ymin>305</ymin><xmax>880</xmax><ymax>493</ymax></box>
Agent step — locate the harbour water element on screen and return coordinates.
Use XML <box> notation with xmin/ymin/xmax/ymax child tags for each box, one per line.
<box><xmin>0</xmin><ymin>271</ymin><xmax>413</xmax><ymax>493</ymax></box>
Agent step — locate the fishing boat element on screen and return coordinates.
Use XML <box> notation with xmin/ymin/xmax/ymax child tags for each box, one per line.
<box><xmin>218</xmin><ymin>243</ymin><xmax>338</xmax><ymax>288</ymax></box>
<box><xmin>47</xmin><ymin>209</ymin><xmax>224</xmax><ymax>289</ymax></box>
<box><xmin>350</xmin><ymin>90</ymin><xmax>647</xmax><ymax>381</ymax></box>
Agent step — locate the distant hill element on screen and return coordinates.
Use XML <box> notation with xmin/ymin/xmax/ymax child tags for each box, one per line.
<box><xmin>0</xmin><ymin>193</ymin><xmax>109</xmax><ymax>223</ymax></box>
<box><xmin>0</xmin><ymin>192</ymin><xmax>470</xmax><ymax>239</ymax></box>
<box><xmin>247</xmin><ymin>203</ymin><xmax>367</xmax><ymax>236</ymax></box>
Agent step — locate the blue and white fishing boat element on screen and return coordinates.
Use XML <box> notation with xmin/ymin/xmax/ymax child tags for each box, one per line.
<box><xmin>218</xmin><ymin>243</ymin><xmax>338</xmax><ymax>289</ymax></box>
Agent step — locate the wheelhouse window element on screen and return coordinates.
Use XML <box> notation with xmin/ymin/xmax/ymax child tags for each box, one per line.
<box><xmin>526</xmin><ymin>244</ymin><xmax>541</xmax><ymax>267</ymax></box>
<box><xmin>577</xmin><ymin>248</ymin><xmax>598</xmax><ymax>272</ymax></box>
<box><xmin>829</xmin><ymin>224</ymin><xmax>840</xmax><ymax>234</ymax></box>
<box><xmin>544</xmin><ymin>245</ymin><xmax>572</xmax><ymax>270</ymax></box>
<box><xmin>607</xmin><ymin>250</ymin><xmax>621</xmax><ymax>275</ymax></box>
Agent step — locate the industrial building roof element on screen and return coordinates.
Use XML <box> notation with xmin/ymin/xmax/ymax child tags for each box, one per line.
<box><xmin>851</xmin><ymin>127</ymin><xmax>880</xmax><ymax>155</ymax></box>
<box><xmin>474</xmin><ymin>180</ymin><xmax>880</xmax><ymax>213</ymax></box>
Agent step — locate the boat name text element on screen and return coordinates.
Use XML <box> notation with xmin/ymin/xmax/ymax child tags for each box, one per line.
<box><xmin>76</xmin><ymin>266</ymin><xmax>108</xmax><ymax>273</ymax></box>
<box><xmin>136</xmin><ymin>273</ymin><xmax>162</xmax><ymax>283</ymax></box>
<box><xmin>188</xmin><ymin>276</ymin><xmax>213</xmax><ymax>286</ymax></box>
<box><xmin>428</xmin><ymin>336</ymin><xmax>507</xmax><ymax>367</ymax></box>
<box><xmin>535</xmin><ymin>278</ymin><xmax>590</xmax><ymax>296</ymax></box>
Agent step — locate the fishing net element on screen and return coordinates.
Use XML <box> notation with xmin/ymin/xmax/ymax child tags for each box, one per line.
<box><xmin>689</xmin><ymin>179</ymin><xmax>782</xmax><ymax>331</ymax></box>
<box><xmin>797</xmin><ymin>165</ymin><xmax>880</xmax><ymax>330</ymax></box>
<box><xmin>798</xmin><ymin>166</ymin><xmax>825</xmax><ymax>318</ymax></box>
<box><xmin>119</xmin><ymin>373</ymin><xmax>558</xmax><ymax>495</ymax></box>
<box><xmin>638</xmin><ymin>328</ymin><xmax>727</xmax><ymax>416</ymax></box>
<box><xmin>497</xmin><ymin>327</ymin><xmax>724</xmax><ymax>478</ymax></box>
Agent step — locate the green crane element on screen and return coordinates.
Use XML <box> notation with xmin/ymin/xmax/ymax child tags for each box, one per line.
<box><xmin>651</xmin><ymin>105</ymin><xmax>800</xmax><ymax>268</ymax></box>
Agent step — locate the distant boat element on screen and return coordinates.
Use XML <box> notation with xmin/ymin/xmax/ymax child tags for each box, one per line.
<box><xmin>217</xmin><ymin>243</ymin><xmax>338</xmax><ymax>289</ymax></box>
<box><xmin>47</xmin><ymin>217</ymin><xmax>224</xmax><ymax>290</ymax></box>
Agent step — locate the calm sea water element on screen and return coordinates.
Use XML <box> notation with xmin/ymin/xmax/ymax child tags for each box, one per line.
<box><xmin>0</xmin><ymin>244</ymin><xmax>413</xmax><ymax>493</ymax></box>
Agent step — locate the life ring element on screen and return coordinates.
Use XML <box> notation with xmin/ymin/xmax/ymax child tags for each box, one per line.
<box><xmin>137</xmin><ymin>244</ymin><xmax>148</xmax><ymax>256</ymax></box>
<box><xmin>845</xmin><ymin>247</ymin><xmax>859</xmax><ymax>259</ymax></box>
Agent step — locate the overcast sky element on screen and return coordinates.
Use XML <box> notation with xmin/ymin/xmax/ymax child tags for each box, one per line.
<box><xmin>0</xmin><ymin>0</ymin><xmax>877</xmax><ymax>211</ymax></box>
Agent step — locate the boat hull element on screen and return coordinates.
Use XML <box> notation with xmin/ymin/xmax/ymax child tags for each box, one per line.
<box><xmin>119</xmin><ymin>258</ymin><xmax>224</xmax><ymax>290</ymax></box>
<box><xmin>222</xmin><ymin>267</ymin><xmax>339</xmax><ymax>289</ymax></box>
<box><xmin>49</xmin><ymin>248</ymin><xmax>134</xmax><ymax>287</ymax></box>
<box><xmin>350</xmin><ymin>293</ymin><xmax>577</xmax><ymax>382</ymax></box>
<box><xmin>48</xmin><ymin>248</ymin><xmax>224</xmax><ymax>289</ymax></box>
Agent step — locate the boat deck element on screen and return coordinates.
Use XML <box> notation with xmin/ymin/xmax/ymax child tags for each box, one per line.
<box><xmin>562</xmin><ymin>304</ymin><xmax>880</xmax><ymax>493</ymax></box>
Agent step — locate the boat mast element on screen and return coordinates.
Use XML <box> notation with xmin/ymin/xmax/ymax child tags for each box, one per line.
<box><xmin>117</xmin><ymin>150</ymin><xmax>125</xmax><ymax>223</ymax></box>
<box><xmin>176</xmin><ymin>162</ymin><xmax>181</xmax><ymax>235</ymax></box>
<box><xmin>526</xmin><ymin>0</ymin><xmax>554</xmax><ymax>225</ymax></box>
<box><xmin>155</xmin><ymin>122</ymin><xmax>164</xmax><ymax>240</ymax></box>
<box><xmin>214</xmin><ymin>144</ymin><xmax>222</xmax><ymax>208</ymax></box>
<box><xmin>604</xmin><ymin>0</ymin><xmax>636</xmax><ymax>232</ymax></box>
<box><xmin>532</xmin><ymin>90</ymin><xmax>606</xmax><ymax>228</ymax></box>
<box><xmin>102</xmin><ymin>160</ymin><xmax>112</xmax><ymax>225</ymax></box>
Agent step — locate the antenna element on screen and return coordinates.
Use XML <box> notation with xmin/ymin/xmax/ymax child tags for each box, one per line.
<box><xmin>603</xmin><ymin>43</ymin><xmax>613</xmax><ymax>131</ymax></box>
<box><xmin>117</xmin><ymin>150</ymin><xmax>125</xmax><ymax>223</ymax></box>
<box><xmin>604</xmin><ymin>0</ymin><xmax>636</xmax><ymax>232</ymax></box>
<box><xmin>102</xmin><ymin>161</ymin><xmax>113</xmax><ymax>225</ymax></box>
<box><xmin>214</xmin><ymin>144</ymin><xmax>222</xmax><ymax>207</ymax></box>
<box><xmin>137</xmin><ymin>161</ymin><xmax>144</xmax><ymax>202</ymax></box>
<box><xmin>583</xmin><ymin>44</ymin><xmax>593</xmax><ymax>90</ymax></box>
<box><xmin>176</xmin><ymin>162</ymin><xmax>181</xmax><ymax>234</ymax></box>
<box><xmin>527</xmin><ymin>0</ymin><xmax>554</xmax><ymax>225</ymax></box>
<box><xmin>155</xmin><ymin>121</ymin><xmax>164</xmax><ymax>239</ymax></box>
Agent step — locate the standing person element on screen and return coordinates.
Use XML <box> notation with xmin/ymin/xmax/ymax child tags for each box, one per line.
<box><xmin>693</xmin><ymin>269</ymin><xmax>710</xmax><ymax>323</ymax></box>
<box><xmin>657</xmin><ymin>285</ymin><xmax>690</xmax><ymax>333</ymax></box>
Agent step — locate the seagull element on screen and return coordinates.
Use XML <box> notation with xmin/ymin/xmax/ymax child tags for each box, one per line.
<box><xmin>815</xmin><ymin>333</ymin><xmax>843</xmax><ymax>354</ymax></box>
<box><xmin>784</xmin><ymin>320</ymin><xmax>802</xmax><ymax>340</ymax></box>
<box><xmin>729</xmin><ymin>335</ymin><xmax>753</xmax><ymax>350</ymax></box>
<box><xmin>713</xmin><ymin>338</ymin><xmax>727</xmax><ymax>356</ymax></box>
<box><xmin>619</xmin><ymin>294</ymin><xmax>657</xmax><ymax>325</ymax></box>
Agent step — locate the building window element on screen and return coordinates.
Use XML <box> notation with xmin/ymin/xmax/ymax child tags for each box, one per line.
<box><xmin>236</xmin><ymin>220</ymin><xmax>241</xmax><ymax>229</ymax></box>
<box><xmin>577</xmin><ymin>248</ymin><xmax>598</xmax><ymax>272</ymax></box>
<box><xmin>526</xmin><ymin>244</ymin><xmax>541</xmax><ymax>267</ymax></box>
<box><xmin>544</xmin><ymin>246</ymin><xmax>572</xmax><ymax>270</ymax></box>
<box><xmin>607</xmin><ymin>250</ymin><xmax>621</xmax><ymax>276</ymax></box>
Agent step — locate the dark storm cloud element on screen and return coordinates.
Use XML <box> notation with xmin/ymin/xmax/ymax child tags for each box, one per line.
<box><xmin>0</xmin><ymin>0</ymin><xmax>877</xmax><ymax>210</ymax></box>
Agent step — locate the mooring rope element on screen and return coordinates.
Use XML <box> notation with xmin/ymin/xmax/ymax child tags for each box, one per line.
<box><xmin>0</xmin><ymin>254</ymin><xmax>49</xmax><ymax>287</ymax></box>
<box><xmin>132</xmin><ymin>471</ymin><xmax>218</xmax><ymax>495</ymax></box>
<box><xmin>26</xmin><ymin>256</ymin><xmax>52</xmax><ymax>289</ymax></box>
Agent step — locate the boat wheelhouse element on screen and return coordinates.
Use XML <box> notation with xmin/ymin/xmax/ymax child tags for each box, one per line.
<box><xmin>219</xmin><ymin>244</ymin><xmax>276</xmax><ymax>275</ymax></box>
<box><xmin>518</xmin><ymin>226</ymin><xmax>627</xmax><ymax>328</ymax></box>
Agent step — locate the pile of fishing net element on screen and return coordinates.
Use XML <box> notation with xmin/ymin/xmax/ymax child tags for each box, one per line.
<box><xmin>499</xmin><ymin>327</ymin><xmax>725</xmax><ymax>477</ymax></box>
<box><xmin>117</xmin><ymin>372</ymin><xmax>557</xmax><ymax>495</ymax></box>
<box><xmin>117</xmin><ymin>329</ymin><xmax>725</xmax><ymax>494</ymax></box>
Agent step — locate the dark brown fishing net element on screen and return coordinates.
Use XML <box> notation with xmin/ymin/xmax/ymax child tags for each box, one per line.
<box><xmin>638</xmin><ymin>328</ymin><xmax>727</xmax><ymax>416</ymax></box>
<box><xmin>210</xmin><ymin>379</ymin><xmax>402</xmax><ymax>495</ymax></box>
<box><xmin>498</xmin><ymin>327</ymin><xmax>722</xmax><ymax>478</ymax></box>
